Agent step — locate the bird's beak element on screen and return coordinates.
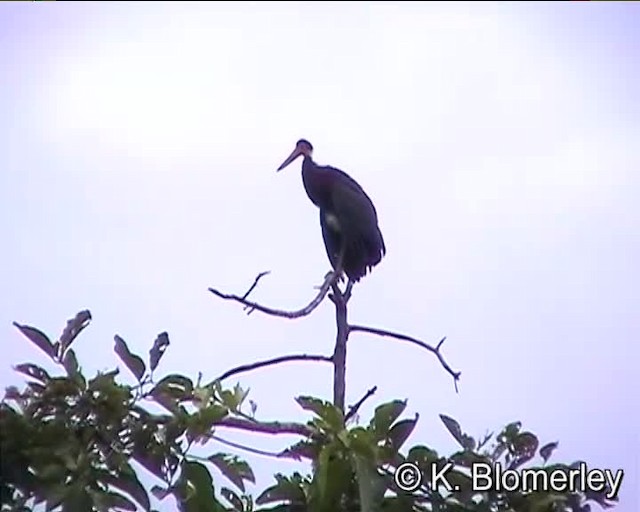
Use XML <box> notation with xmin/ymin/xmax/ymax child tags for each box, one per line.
<box><xmin>276</xmin><ymin>147</ymin><xmax>303</xmax><ymax>172</ymax></box>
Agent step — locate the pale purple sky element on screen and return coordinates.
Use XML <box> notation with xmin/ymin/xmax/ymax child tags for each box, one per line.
<box><xmin>1</xmin><ymin>2</ymin><xmax>638</xmax><ymax>510</ymax></box>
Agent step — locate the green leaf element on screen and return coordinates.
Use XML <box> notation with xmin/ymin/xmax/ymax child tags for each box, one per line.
<box><xmin>408</xmin><ymin>445</ymin><xmax>439</xmax><ymax>466</ymax></box>
<box><xmin>255</xmin><ymin>475</ymin><xmax>306</xmax><ymax>506</ymax></box>
<box><xmin>177</xmin><ymin>460</ymin><xmax>223</xmax><ymax>512</ymax></box>
<box><xmin>13</xmin><ymin>323</ymin><xmax>55</xmax><ymax>359</ymax></box>
<box><xmin>347</xmin><ymin>427</ymin><xmax>377</xmax><ymax>460</ymax></box>
<box><xmin>88</xmin><ymin>369</ymin><xmax>120</xmax><ymax>391</ymax></box>
<box><xmin>388</xmin><ymin>415</ymin><xmax>419</xmax><ymax>452</ymax></box>
<box><xmin>149</xmin><ymin>332</ymin><xmax>170</xmax><ymax>372</ymax></box>
<box><xmin>233</xmin><ymin>383</ymin><xmax>249</xmax><ymax>409</ymax></box>
<box><xmin>13</xmin><ymin>363</ymin><xmax>50</xmax><ymax>383</ymax></box>
<box><xmin>62</xmin><ymin>483</ymin><xmax>92</xmax><ymax>512</ymax></box>
<box><xmin>353</xmin><ymin>454</ymin><xmax>385</xmax><ymax>512</ymax></box>
<box><xmin>153</xmin><ymin>374</ymin><xmax>194</xmax><ymax>400</ymax></box>
<box><xmin>58</xmin><ymin>310</ymin><xmax>91</xmax><ymax>355</ymax></box>
<box><xmin>296</xmin><ymin>396</ymin><xmax>343</xmax><ymax>431</ymax></box>
<box><xmin>539</xmin><ymin>441</ymin><xmax>559</xmax><ymax>464</ymax></box>
<box><xmin>114</xmin><ymin>335</ymin><xmax>146</xmax><ymax>381</ymax></box>
<box><xmin>371</xmin><ymin>400</ymin><xmax>407</xmax><ymax>436</ymax></box>
<box><xmin>208</xmin><ymin>453</ymin><xmax>255</xmax><ymax>493</ymax></box>
<box><xmin>187</xmin><ymin>405</ymin><xmax>228</xmax><ymax>441</ymax></box>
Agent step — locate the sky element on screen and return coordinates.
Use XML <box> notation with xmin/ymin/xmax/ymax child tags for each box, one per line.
<box><xmin>1</xmin><ymin>1</ymin><xmax>639</xmax><ymax>510</ymax></box>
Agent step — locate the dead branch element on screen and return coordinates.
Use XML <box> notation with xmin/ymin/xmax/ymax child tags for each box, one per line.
<box><xmin>348</xmin><ymin>325</ymin><xmax>461</xmax><ymax>392</ymax></box>
<box><xmin>241</xmin><ymin>270</ymin><xmax>271</xmax><ymax>314</ymax></box>
<box><xmin>330</xmin><ymin>283</ymin><xmax>350</xmax><ymax>413</ymax></box>
<box><xmin>210</xmin><ymin>354</ymin><xmax>332</xmax><ymax>385</ymax></box>
<box><xmin>345</xmin><ymin>385</ymin><xmax>378</xmax><ymax>423</ymax></box>
<box><xmin>208</xmin><ymin>270</ymin><xmax>340</xmax><ymax>319</ymax></box>
<box><xmin>217</xmin><ymin>416</ymin><xmax>314</xmax><ymax>438</ymax></box>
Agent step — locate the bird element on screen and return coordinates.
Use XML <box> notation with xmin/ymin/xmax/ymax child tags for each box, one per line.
<box><xmin>276</xmin><ymin>139</ymin><xmax>386</xmax><ymax>284</ymax></box>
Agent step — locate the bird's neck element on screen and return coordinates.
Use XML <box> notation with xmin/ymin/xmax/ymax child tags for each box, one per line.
<box><xmin>301</xmin><ymin>156</ymin><xmax>331</xmax><ymax>208</ymax></box>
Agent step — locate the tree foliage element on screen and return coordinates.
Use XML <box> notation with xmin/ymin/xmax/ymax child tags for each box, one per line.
<box><xmin>1</xmin><ymin>311</ymin><xmax>619</xmax><ymax>512</ymax></box>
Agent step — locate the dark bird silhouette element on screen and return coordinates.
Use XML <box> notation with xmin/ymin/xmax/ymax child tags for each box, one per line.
<box><xmin>276</xmin><ymin>139</ymin><xmax>386</xmax><ymax>283</ymax></box>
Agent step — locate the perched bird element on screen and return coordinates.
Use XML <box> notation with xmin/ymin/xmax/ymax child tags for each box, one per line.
<box><xmin>276</xmin><ymin>139</ymin><xmax>386</xmax><ymax>283</ymax></box>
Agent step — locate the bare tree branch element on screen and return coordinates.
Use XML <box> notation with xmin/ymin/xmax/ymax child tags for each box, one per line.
<box><xmin>348</xmin><ymin>325</ymin><xmax>461</xmax><ymax>392</ymax></box>
<box><xmin>330</xmin><ymin>283</ymin><xmax>350</xmax><ymax>412</ymax></box>
<box><xmin>345</xmin><ymin>385</ymin><xmax>378</xmax><ymax>424</ymax></box>
<box><xmin>240</xmin><ymin>270</ymin><xmax>271</xmax><ymax>314</ymax></box>
<box><xmin>216</xmin><ymin>416</ymin><xmax>314</xmax><ymax>438</ymax></box>
<box><xmin>208</xmin><ymin>270</ymin><xmax>340</xmax><ymax>319</ymax></box>
<box><xmin>210</xmin><ymin>354</ymin><xmax>332</xmax><ymax>385</ymax></box>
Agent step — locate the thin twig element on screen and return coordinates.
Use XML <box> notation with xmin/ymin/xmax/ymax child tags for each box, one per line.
<box><xmin>209</xmin><ymin>433</ymin><xmax>285</xmax><ymax>458</ymax></box>
<box><xmin>208</xmin><ymin>270</ymin><xmax>340</xmax><ymax>319</ymax></box>
<box><xmin>345</xmin><ymin>385</ymin><xmax>378</xmax><ymax>423</ymax></box>
<box><xmin>348</xmin><ymin>325</ymin><xmax>461</xmax><ymax>392</ymax></box>
<box><xmin>210</xmin><ymin>354</ymin><xmax>332</xmax><ymax>385</ymax></box>
<box><xmin>241</xmin><ymin>270</ymin><xmax>271</xmax><ymax>314</ymax></box>
<box><xmin>216</xmin><ymin>416</ymin><xmax>314</xmax><ymax>438</ymax></box>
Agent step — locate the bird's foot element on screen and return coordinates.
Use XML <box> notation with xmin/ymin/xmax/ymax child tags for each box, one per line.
<box><xmin>313</xmin><ymin>270</ymin><xmax>345</xmax><ymax>290</ymax></box>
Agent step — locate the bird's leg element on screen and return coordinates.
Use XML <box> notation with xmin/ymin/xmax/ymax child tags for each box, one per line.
<box><xmin>315</xmin><ymin>245</ymin><xmax>347</xmax><ymax>290</ymax></box>
<box><xmin>343</xmin><ymin>280</ymin><xmax>354</xmax><ymax>301</ymax></box>
<box><xmin>334</xmin><ymin>243</ymin><xmax>347</xmax><ymax>285</ymax></box>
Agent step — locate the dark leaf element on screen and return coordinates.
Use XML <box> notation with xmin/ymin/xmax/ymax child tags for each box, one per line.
<box><xmin>149</xmin><ymin>332</ymin><xmax>170</xmax><ymax>372</ymax></box>
<box><xmin>62</xmin><ymin>484</ymin><xmax>93</xmax><ymax>512</ymax></box>
<box><xmin>4</xmin><ymin>385</ymin><xmax>21</xmax><ymax>401</ymax></box>
<box><xmin>177</xmin><ymin>460</ymin><xmax>223</xmax><ymax>512</ymax></box>
<box><xmin>508</xmin><ymin>432</ymin><xmax>539</xmax><ymax>469</ymax></box>
<box><xmin>371</xmin><ymin>400</ymin><xmax>407</xmax><ymax>437</ymax></box>
<box><xmin>88</xmin><ymin>369</ymin><xmax>120</xmax><ymax>391</ymax></box>
<box><xmin>150</xmin><ymin>486</ymin><xmax>171</xmax><ymax>501</ymax></box>
<box><xmin>498</xmin><ymin>421</ymin><xmax>522</xmax><ymax>444</ymax></box>
<box><xmin>439</xmin><ymin>414</ymin><xmax>475</xmax><ymax>450</ymax></box>
<box><xmin>208</xmin><ymin>453</ymin><xmax>255</xmax><ymax>493</ymax></box>
<box><xmin>220</xmin><ymin>487</ymin><xmax>245</xmax><ymax>511</ymax></box>
<box><xmin>100</xmin><ymin>469</ymin><xmax>151</xmax><ymax>511</ymax></box>
<box><xmin>13</xmin><ymin>323</ymin><xmax>55</xmax><ymax>359</ymax></box>
<box><xmin>13</xmin><ymin>363</ymin><xmax>50</xmax><ymax>383</ymax></box>
<box><xmin>102</xmin><ymin>491</ymin><xmax>138</xmax><ymax>511</ymax></box>
<box><xmin>62</xmin><ymin>349</ymin><xmax>79</xmax><ymax>378</ymax></box>
<box><xmin>388</xmin><ymin>414</ymin><xmax>419</xmax><ymax>452</ymax></box>
<box><xmin>279</xmin><ymin>440</ymin><xmax>317</xmax><ymax>461</ymax></box>
<box><xmin>539</xmin><ymin>441</ymin><xmax>559</xmax><ymax>464</ymax></box>
<box><xmin>114</xmin><ymin>335</ymin><xmax>146</xmax><ymax>381</ymax></box>
<box><xmin>153</xmin><ymin>374</ymin><xmax>194</xmax><ymax>400</ymax></box>
<box><xmin>58</xmin><ymin>310</ymin><xmax>91</xmax><ymax>354</ymax></box>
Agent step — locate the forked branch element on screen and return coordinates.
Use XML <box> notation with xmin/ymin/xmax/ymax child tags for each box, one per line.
<box><xmin>348</xmin><ymin>325</ymin><xmax>461</xmax><ymax>392</ymax></box>
<box><xmin>208</xmin><ymin>270</ymin><xmax>341</xmax><ymax>319</ymax></box>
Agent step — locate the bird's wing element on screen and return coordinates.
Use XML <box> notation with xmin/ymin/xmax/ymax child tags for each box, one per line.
<box><xmin>328</xmin><ymin>175</ymin><xmax>380</xmax><ymax>233</ymax></box>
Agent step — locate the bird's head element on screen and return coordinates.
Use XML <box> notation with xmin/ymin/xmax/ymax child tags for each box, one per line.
<box><xmin>276</xmin><ymin>139</ymin><xmax>314</xmax><ymax>172</ymax></box>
